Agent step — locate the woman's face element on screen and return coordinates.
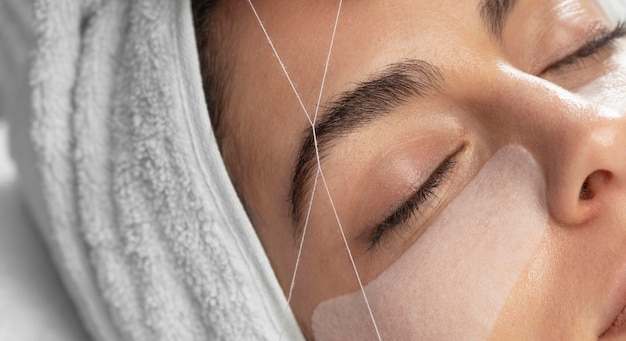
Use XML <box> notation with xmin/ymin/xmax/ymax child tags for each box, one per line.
<box><xmin>216</xmin><ymin>0</ymin><xmax>626</xmax><ymax>339</ymax></box>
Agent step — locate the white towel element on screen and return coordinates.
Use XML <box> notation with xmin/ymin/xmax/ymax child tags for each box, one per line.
<box><xmin>4</xmin><ymin>0</ymin><xmax>626</xmax><ymax>340</ymax></box>
<box><xmin>601</xmin><ymin>0</ymin><xmax>626</xmax><ymax>21</ymax></box>
<box><xmin>8</xmin><ymin>0</ymin><xmax>304</xmax><ymax>340</ymax></box>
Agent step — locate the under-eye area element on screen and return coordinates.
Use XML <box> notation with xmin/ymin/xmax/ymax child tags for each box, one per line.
<box><xmin>7</xmin><ymin>0</ymin><xmax>626</xmax><ymax>340</ymax></box>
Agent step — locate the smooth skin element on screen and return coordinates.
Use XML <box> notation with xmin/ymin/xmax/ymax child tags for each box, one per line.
<box><xmin>208</xmin><ymin>0</ymin><xmax>626</xmax><ymax>339</ymax></box>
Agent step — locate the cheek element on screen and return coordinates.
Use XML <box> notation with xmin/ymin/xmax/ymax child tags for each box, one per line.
<box><xmin>311</xmin><ymin>145</ymin><xmax>548</xmax><ymax>340</ymax></box>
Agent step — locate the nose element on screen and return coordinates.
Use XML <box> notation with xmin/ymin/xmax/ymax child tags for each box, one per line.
<box><xmin>509</xmin><ymin>81</ymin><xmax>626</xmax><ymax>226</ymax></box>
<box><xmin>544</xmin><ymin>111</ymin><xmax>626</xmax><ymax>225</ymax></box>
<box><xmin>481</xmin><ymin>69</ymin><xmax>626</xmax><ymax>226</ymax></box>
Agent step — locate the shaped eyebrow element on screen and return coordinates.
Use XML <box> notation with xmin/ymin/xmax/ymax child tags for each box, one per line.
<box><xmin>289</xmin><ymin>59</ymin><xmax>445</xmax><ymax>232</ymax></box>
<box><xmin>480</xmin><ymin>0</ymin><xmax>519</xmax><ymax>38</ymax></box>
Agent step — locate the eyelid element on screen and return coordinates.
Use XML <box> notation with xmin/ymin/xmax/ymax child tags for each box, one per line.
<box><xmin>366</xmin><ymin>144</ymin><xmax>465</xmax><ymax>250</ymax></box>
<box><xmin>541</xmin><ymin>21</ymin><xmax>626</xmax><ymax>75</ymax></box>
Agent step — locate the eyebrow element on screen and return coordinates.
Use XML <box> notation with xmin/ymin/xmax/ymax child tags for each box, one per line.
<box><xmin>480</xmin><ymin>0</ymin><xmax>519</xmax><ymax>38</ymax></box>
<box><xmin>289</xmin><ymin>60</ymin><xmax>445</xmax><ymax>232</ymax></box>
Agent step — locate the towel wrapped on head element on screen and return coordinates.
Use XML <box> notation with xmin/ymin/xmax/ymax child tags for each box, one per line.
<box><xmin>5</xmin><ymin>0</ymin><xmax>626</xmax><ymax>340</ymax></box>
<box><xmin>6</xmin><ymin>0</ymin><xmax>304</xmax><ymax>340</ymax></box>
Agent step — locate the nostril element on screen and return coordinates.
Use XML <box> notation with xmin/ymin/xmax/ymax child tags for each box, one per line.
<box><xmin>579</xmin><ymin>170</ymin><xmax>613</xmax><ymax>201</ymax></box>
<box><xmin>579</xmin><ymin>177</ymin><xmax>594</xmax><ymax>200</ymax></box>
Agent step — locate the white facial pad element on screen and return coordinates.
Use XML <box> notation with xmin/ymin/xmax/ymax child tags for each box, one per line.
<box><xmin>312</xmin><ymin>145</ymin><xmax>548</xmax><ymax>340</ymax></box>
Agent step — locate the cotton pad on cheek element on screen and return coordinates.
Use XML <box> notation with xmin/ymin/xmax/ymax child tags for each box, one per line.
<box><xmin>311</xmin><ymin>145</ymin><xmax>548</xmax><ymax>340</ymax></box>
<box><xmin>574</xmin><ymin>49</ymin><xmax>626</xmax><ymax>113</ymax></box>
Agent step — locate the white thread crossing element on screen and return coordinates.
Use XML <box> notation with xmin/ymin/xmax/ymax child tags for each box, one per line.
<box><xmin>245</xmin><ymin>1</ymin><xmax>382</xmax><ymax>340</ymax></box>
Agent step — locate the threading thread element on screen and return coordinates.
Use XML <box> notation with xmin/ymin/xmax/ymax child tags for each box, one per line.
<box><xmin>245</xmin><ymin>1</ymin><xmax>382</xmax><ymax>340</ymax></box>
<box><xmin>245</xmin><ymin>1</ymin><xmax>313</xmax><ymax>126</ymax></box>
<box><xmin>281</xmin><ymin>167</ymin><xmax>318</xmax><ymax>341</ymax></box>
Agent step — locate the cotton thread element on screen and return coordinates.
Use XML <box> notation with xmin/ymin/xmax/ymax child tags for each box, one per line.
<box><xmin>280</xmin><ymin>167</ymin><xmax>318</xmax><ymax>341</ymax></box>
<box><xmin>245</xmin><ymin>1</ymin><xmax>312</xmax><ymax>126</ymax></box>
<box><xmin>244</xmin><ymin>1</ymin><xmax>382</xmax><ymax>340</ymax></box>
<box><xmin>285</xmin><ymin>0</ymin><xmax>342</xmax><ymax>313</ymax></box>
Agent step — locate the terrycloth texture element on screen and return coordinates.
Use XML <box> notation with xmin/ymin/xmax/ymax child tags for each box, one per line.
<box><xmin>22</xmin><ymin>0</ymin><xmax>304</xmax><ymax>340</ymax></box>
<box><xmin>6</xmin><ymin>0</ymin><xmax>626</xmax><ymax>340</ymax></box>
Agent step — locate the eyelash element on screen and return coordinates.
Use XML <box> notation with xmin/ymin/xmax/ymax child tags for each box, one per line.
<box><xmin>367</xmin><ymin>147</ymin><xmax>461</xmax><ymax>250</ymax></box>
<box><xmin>542</xmin><ymin>21</ymin><xmax>626</xmax><ymax>74</ymax></box>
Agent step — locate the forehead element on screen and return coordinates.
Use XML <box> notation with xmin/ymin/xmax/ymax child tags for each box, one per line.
<box><xmin>225</xmin><ymin>0</ymin><xmax>493</xmax><ymax>141</ymax></box>
<box><xmin>234</xmin><ymin>0</ymin><xmax>488</xmax><ymax>91</ymax></box>
<box><xmin>224</xmin><ymin>0</ymin><xmax>607</xmax><ymax>128</ymax></box>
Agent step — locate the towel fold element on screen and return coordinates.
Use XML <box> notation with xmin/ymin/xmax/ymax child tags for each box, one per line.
<box><xmin>9</xmin><ymin>0</ymin><xmax>626</xmax><ymax>340</ymax></box>
<box><xmin>9</xmin><ymin>0</ymin><xmax>304</xmax><ymax>339</ymax></box>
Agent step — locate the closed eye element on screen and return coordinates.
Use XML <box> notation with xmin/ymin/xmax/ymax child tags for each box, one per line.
<box><xmin>541</xmin><ymin>21</ymin><xmax>626</xmax><ymax>75</ymax></box>
<box><xmin>366</xmin><ymin>145</ymin><xmax>465</xmax><ymax>251</ymax></box>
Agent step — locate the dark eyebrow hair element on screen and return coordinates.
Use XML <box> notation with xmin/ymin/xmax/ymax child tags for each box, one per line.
<box><xmin>289</xmin><ymin>59</ymin><xmax>445</xmax><ymax>233</ymax></box>
<box><xmin>480</xmin><ymin>0</ymin><xmax>519</xmax><ymax>38</ymax></box>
